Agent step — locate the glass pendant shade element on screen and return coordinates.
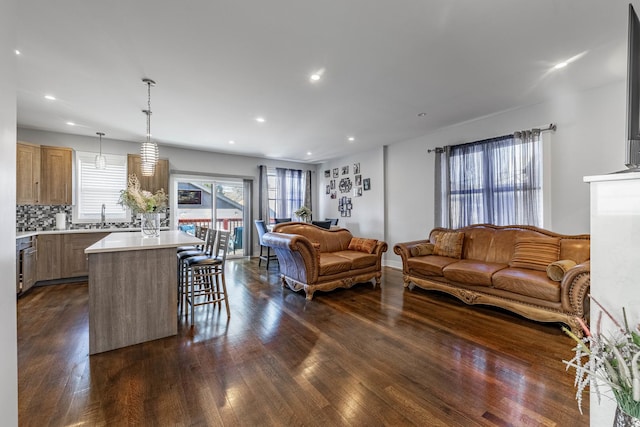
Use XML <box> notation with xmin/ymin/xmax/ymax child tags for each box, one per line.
<box><xmin>140</xmin><ymin>140</ymin><xmax>158</xmax><ymax>176</ymax></box>
<box><xmin>95</xmin><ymin>154</ymin><xmax>107</xmax><ymax>169</ymax></box>
<box><xmin>139</xmin><ymin>78</ymin><xmax>158</xmax><ymax>177</ymax></box>
<box><xmin>95</xmin><ymin>132</ymin><xmax>107</xmax><ymax>169</ymax></box>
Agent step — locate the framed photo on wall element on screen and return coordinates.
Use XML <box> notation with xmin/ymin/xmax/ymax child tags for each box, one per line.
<box><xmin>324</xmin><ymin>170</ymin><xmax>331</xmax><ymax>178</ymax></box>
<box><xmin>353</xmin><ymin>162</ymin><xmax>360</xmax><ymax>174</ymax></box>
<box><xmin>333</xmin><ymin>168</ymin><xmax>339</xmax><ymax>178</ymax></box>
<box><xmin>363</xmin><ymin>178</ymin><xmax>371</xmax><ymax>191</ymax></box>
<box><xmin>355</xmin><ymin>174</ymin><xmax>362</xmax><ymax>186</ymax></box>
<box><xmin>341</xmin><ymin>165</ymin><xmax>349</xmax><ymax>175</ymax></box>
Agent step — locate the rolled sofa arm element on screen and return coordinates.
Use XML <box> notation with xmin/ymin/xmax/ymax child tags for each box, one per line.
<box><xmin>262</xmin><ymin>232</ymin><xmax>320</xmax><ymax>285</ymax></box>
<box><xmin>393</xmin><ymin>240</ymin><xmax>430</xmax><ymax>273</ymax></box>
<box><xmin>559</xmin><ymin>260</ymin><xmax>591</xmax><ymax>315</ymax></box>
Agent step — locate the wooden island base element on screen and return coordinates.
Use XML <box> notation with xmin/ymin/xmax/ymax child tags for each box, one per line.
<box><xmin>86</xmin><ymin>231</ymin><xmax>202</xmax><ymax>354</ymax></box>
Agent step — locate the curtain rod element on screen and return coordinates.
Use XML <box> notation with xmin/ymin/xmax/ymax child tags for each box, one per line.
<box><xmin>427</xmin><ymin>123</ymin><xmax>556</xmax><ymax>153</ymax></box>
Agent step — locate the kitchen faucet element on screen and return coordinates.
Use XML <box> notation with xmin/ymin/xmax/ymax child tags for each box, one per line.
<box><xmin>101</xmin><ymin>203</ymin><xmax>106</xmax><ymax>228</ymax></box>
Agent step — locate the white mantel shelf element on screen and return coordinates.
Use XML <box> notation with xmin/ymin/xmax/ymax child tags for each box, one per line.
<box><xmin>85</xmin><ymin>230</ymin><xmax>202</xmax><ymax>254</ymax></box>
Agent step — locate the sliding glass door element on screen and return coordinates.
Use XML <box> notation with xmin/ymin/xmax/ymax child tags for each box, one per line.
<box><xmin>173</xmin><ymin>175</ymin><xmax>250</xmax><ymax>258</ymax></box>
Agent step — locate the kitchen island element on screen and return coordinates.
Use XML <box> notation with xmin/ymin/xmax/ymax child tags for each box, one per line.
<box><xmin>85</xmin><ymin>230</ymin><xmax>202</xmax><ymax>355</ymax></box>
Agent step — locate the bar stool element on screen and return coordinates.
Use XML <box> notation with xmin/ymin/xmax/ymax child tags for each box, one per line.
<box><xmin>183</xmin><ymin>230</ymin><xmax>231</xmax><ymax>324</ymax></box>
<box><xmin>177</xmin><ymin>228</ymin><xmax>216</xmax><ymax>311</ymax></box>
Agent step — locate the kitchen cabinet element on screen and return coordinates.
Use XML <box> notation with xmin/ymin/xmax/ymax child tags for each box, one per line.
<box><xmin>36</xmin><ymin>234</ymin><xmax>62</xmax><ymax>281</ymax></box>
<box><xmin>16</xmin><ymin>143</ymin><xmax>73</xmax><ymax>205</ymax></box>
<box><xmin>36</xmin><ymin>232</ymin><xmax>108</xmax><ymax>282</ymax></box>
<box><xmin>16</xmin><ymin>142</ymin><xmax>41</xmax><ymax>204</ymax></box>
<box><xmin>62</xmin><ymin>233</ymin><xmax>108</xmax><ymax>277</ymax></box>
<box><xmin>127</xmin><ymin>154</ymin><xmax>169</xmax><ymax>194</ymax></box>
<box><xmin>40</xmin><ymin>146</ymin><xmax>72</xmax><ymax>205</ymax></box>
<box><xmin>16</xmin><ymin>236</ymin><xmax>37</xmax><ymax>293</ymax></box>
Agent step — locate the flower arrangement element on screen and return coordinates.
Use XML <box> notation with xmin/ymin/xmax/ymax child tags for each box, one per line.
<box><xmin>563</xmin><ymin>295</ymin><xmax>640</xmax><ymax>418</ymax></box>
<box><xmin>118</xmin><ymin>174</ymin><xmax>168</xmax><ymax>214</ymax></box>
<box><xmin>294</xmin><ymin>205</ymin><xmax>312</xmax><ymax>222</ymax></box>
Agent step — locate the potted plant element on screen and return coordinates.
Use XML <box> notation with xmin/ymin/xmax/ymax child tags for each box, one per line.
<box><xmin>564</xmin><ymin>296</ymin><xmax>640</xmax><ymax>425</ymax></box>
<box><xmin>118</xmin><ymin>174</ymin><xmax>168</xmax><ymax>237</ymax></box>
<box><xmin>294</xmin><ymin>206</ymin><xmax>312</xmax><ymax>223</ymax></box>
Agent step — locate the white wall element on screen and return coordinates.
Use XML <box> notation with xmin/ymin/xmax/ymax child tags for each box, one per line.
<box><xmin>385</xmin><ymin>80</ymin><xmax>625</xmax><ymax>268</ymax></box>
<box><xmin>17</xmin><ymin>127</ymin><xmax>316</xmax><ymax>254</ymax></box>
<box><xmin>316</xmin><ymin>147</ymin><xmax>385</xmax><ymax>241</ymax></box>
<box><xmin>1</xmin><ymin>0</ymin><xmax>18</xmax><ymax>424</ymax></box>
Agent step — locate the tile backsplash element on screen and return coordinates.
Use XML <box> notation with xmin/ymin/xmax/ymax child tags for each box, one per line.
<box><xmin>16</xmin><ymin>205</ymin><xmax>170</xmax><ymax>232</ymax></box>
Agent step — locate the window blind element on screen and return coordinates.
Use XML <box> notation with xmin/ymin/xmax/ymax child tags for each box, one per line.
<box><xmin>75</xmin><ymin>151</ymin><xmax>128</xmax><ymax>221</ymax></box>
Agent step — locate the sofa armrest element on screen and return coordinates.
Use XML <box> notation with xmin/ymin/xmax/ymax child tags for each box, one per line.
<box><xmin>262</xmin><ymin>232</ymin><xmax>320</xmax><ymax>284</ymax></box>
<box><xmin>559</xmin><ymin>260</ymin><xmax>590</xmax><ymax>315</ymax></box>
<box><xmin>393</xmin><ymin>240</ymin><xmax>430</xmax><ymax>273</ymax></box>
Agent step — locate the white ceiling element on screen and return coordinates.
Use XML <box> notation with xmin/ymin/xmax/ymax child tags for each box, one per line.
<box><xmin>16</xmin><ymin>0</ymin><xmax>631</xmax><ymax>163</ymax></box>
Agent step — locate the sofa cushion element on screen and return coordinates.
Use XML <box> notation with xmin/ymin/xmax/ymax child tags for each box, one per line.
<box><xmin>407</xmin><ymin>256</ymin><xmax>458</xmax><ymax>276</ymax></box>
<box><xmin>546</xmin><ymin>259</ymin><xmax>577</xmax><ymax>282</ymax></box>
<box><xmin>348</xmin><ymin>237</ymin><xmax>378</xmax><ymax>254</ymax></box>
<box><xmin>442</xmin><ymin>260</ymin><xmax>508</xmax><ymax>287</ymax></box>
<box><xmin>433</xmin><ymin>231</ymin><xmax>464</xmax><ymax>259</ymax></box>
<box><xmin>410</xmin><ymin>243</ymin><xmax>434</xmax><ymax>257</ymax></box>
<box><xmin>333</xmin><ymin>250</ymin><xmax>377</xmax><ymax>269</ymax></box>
<box><xmin>509</xmin><ymin>237</ymin><xmax>560</xmax><ymax>271</ymax></box>
<box><xmin>318</xmin><ymin>253</ymin><xmax>352</xmax><ymax>275</ymax></box>
<box><xmin>492</xmin><ymin>268</ymin><xmax>561</xmax><ymax>302</ymax></box>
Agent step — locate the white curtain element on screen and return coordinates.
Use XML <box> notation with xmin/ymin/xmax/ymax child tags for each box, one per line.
<box><xmin>436</xmin><ymin>130</ymin><xmax>542</xmax><ymax>229</ymax></box>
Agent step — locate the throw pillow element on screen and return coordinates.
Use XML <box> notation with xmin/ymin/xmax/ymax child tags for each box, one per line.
<box><xmin>410</xmin><ymin>243</ymin><xmax>435</xmax><ymax>257</ymax></box>
<box><xmin>546</xmin><ymin>259</ymin><xmax>577</xmax><ymax>282</ymax></box>
<box><xmin>509</xmin><ymin>237</ymin><xmax>560</xmax><ymax>271</ymax></box>
<box><xmin>348</xmin><ymin>237</ymin><xmax>378</xmax><ymax>254</ymax></box>
<box><xmin>433</xmin><ymin>231</ymin><xmax>464</xmax><ymax>259</ymax></box>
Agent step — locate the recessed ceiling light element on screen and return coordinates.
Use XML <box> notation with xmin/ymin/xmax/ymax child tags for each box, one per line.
<box><xmin>15</xmin><ymin>49</ymin><xmax>21</xmax><ymax>55</ymax></box>
<box><xmin>44</xmin><ymin>95</ymin><xmax>56</xmax><ymax>101</ymax></box>
<box><xmin>306</xmin><ymin>151</ymin><xmax>312</xmax><ymax>156</ymax></box>
<box><xmin>255</xmin><ymin>117</ymin><xmax>266</xmax><ymax>123</ymax></box>
<box><xmin>417</xmin><ymin>112</ymin><xmax>427</xmax><ymax>117</ymax></box>
<box><xmin>66</xmin><ymin>121</ymin><xmax>75</xmax><ymax>126</ymax></box>
<box><xmin>309</xmin><ymin>68</ymin><xmax>325</xmax><ymax>83</ymax></box>
<box><xmin>553</xmin><ymin>62</ymin><xmax>568</xmax><ymax>70</ymax></box>
<box><xmin>228</xmin><ymin>140</ymin><xmax>235</xmax><ymax>144</ymax></box>
<box><xmin>348</xmin><ymin>136</ymin><xmax>355</xmax><ymax>142</ymax></box>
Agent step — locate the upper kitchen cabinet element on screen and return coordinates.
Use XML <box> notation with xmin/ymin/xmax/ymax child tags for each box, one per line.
<box><xmin>16</xmin><ymin>142</ymin><xmax>41</xmax><ymax>204</ymax></box>
<box><xmin>127</xmin><ymin>154</ymin><xmax>169</xmax><ymax>194</ymax></box>
<box><xmin>16</xmin><ymin>143</ymin><xmax>73</xmax><ymax>205</ymax></box>
<box><xmin>40</xmin><ymin>146</ymin><xmax>73</xmax><ymax>205</ymax></box>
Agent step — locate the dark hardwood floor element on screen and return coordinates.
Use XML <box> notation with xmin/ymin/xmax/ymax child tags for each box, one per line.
<box><xmin>17</xmin><ymin>259</ymin><xmax>589</xmax><ymax>426</ymax></box>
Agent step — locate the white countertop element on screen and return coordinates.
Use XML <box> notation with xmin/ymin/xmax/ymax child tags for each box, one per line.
<box><xmin>16</xmin><ymin>227</ymin><xmax>170</xmax><ymax>239</ymax></box>
<box><xmin>85</xmin><ymin>230</ymin><xmax>203</xmax><ymax>254</ymax></box>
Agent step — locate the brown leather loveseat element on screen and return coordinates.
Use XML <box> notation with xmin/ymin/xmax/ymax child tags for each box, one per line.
<box><xmin>393</xmin><ymin>224</ymin><xmax>590</xmax><ymax>335</ymax></box>
<box><xmin>263</xmin><ymin>222</ymin><xmax>388</xmax><ymax>300</ymax></box>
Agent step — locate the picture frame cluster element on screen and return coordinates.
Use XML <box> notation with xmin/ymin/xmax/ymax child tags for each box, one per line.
<box><xmin>323</xmin><ymin>162</ymin><xmax>371</xmax><ymax>215</ymax></box>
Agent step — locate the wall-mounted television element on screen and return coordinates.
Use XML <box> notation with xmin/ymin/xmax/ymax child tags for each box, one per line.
<box><xmin>178</xmin><ymin>189</ymin><xmax>202</xmax><ymax>205</ymax></box>
<box><xmin>626</xmin><ymin>3</ymin><xmax>640</xmax><ymax>169</ymax></box>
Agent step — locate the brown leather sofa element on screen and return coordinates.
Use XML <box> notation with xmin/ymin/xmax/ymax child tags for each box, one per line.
<box><xmin>393</xmin><ymin>224</ymin><xmax>590</xmax><ymax>336</ymax></box>
<box><xmin>263</xmin><ymin>222</ymin><xmax>388</xmax><ymax>300</ymax></box>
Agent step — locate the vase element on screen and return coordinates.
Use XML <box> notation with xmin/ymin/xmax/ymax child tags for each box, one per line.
<box><xmin>614</xmin><ymin>406</ymin><xmax>640</xmax><ymax>427</ymax></box>
<box><xmin>140</xmin><ymin>212</ymin><xmax>160</xmax><ymax>238</ymax></box>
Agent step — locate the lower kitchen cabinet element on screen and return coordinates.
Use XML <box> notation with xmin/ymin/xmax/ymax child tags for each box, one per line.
<box><xmin>62</xmin><ymin>233</ymin><xmax>108</xmax><ymax>277</ymax></box>
<box><xmin>36</xmin><ymin>234</ymin><xmax>61</xmax><ymax>281</ymax></box>
<box><xmin>36</xmin><ymin>233</ymin><xmax>109</xmax><ymax>282</ymax></box>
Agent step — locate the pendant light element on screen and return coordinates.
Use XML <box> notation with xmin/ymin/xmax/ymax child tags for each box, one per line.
<box><xmin>140</xmin><ymin>78</ymin><xmax>158</xmax><ymax>176</ymax></box>
<box><xmin>95</xmin><ymin>132</ymin><xmax>107</xmax><ymax>169</ymax></box>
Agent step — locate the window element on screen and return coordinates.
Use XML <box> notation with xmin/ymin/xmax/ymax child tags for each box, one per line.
<box><xmin>73</xmin><ymin>151</ymin><xmax>128</xmax><ymax>222</ymax></box>
<box><xmin>436</xmin><ymin>131</ymin><xmax>542</xmax><ymax>229</ymax></box>
<box><xmin>267</xmin><ymin>167</ymin><xmax>304</xmax><ymax>223</ymax></box>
